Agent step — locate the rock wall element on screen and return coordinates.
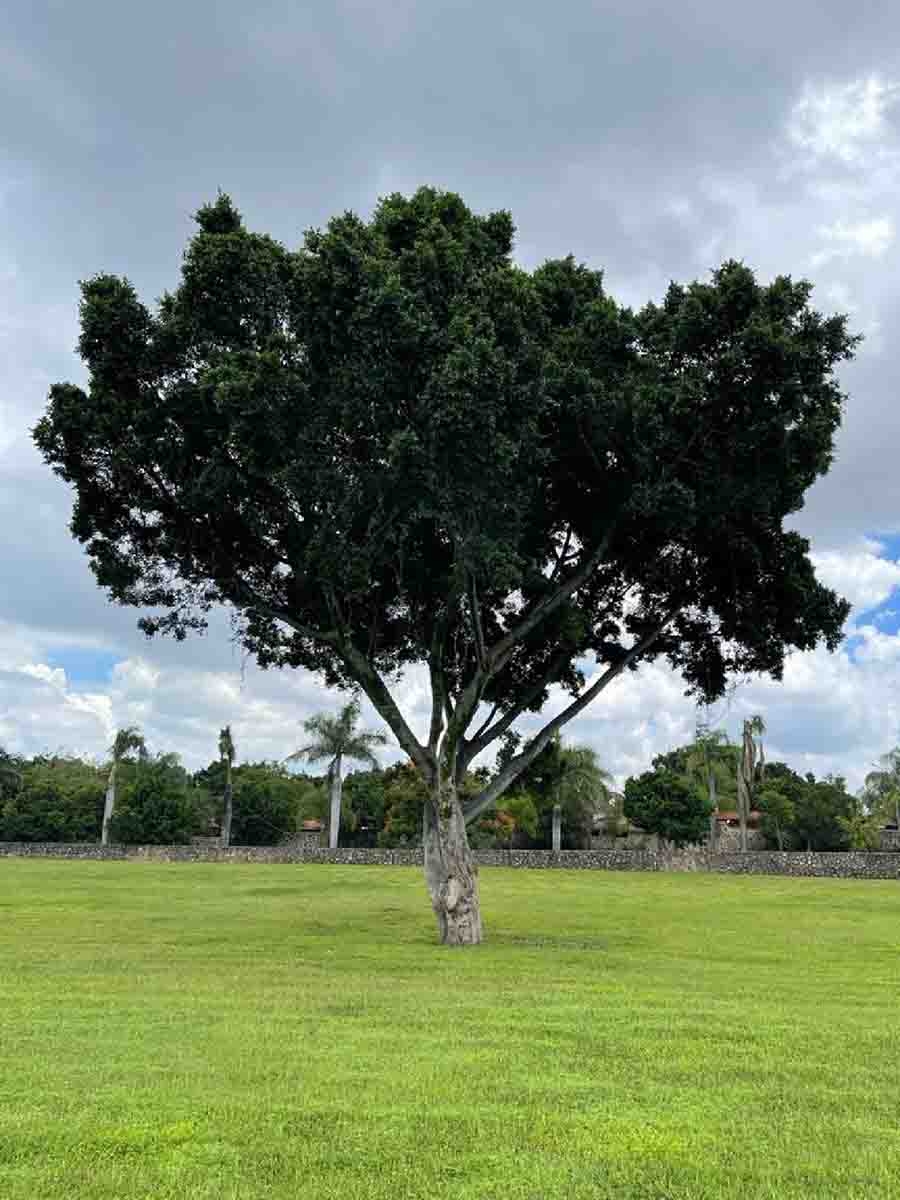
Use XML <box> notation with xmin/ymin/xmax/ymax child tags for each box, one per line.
<box><xmin>3</xmin><ymin>841</ymin><xmax>900</xmax><ymax>878</ymax></box>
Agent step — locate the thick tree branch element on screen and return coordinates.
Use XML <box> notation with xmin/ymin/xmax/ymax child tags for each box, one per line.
<box><xmin>485</xmin><ymin>528</ymin><xmax>616</xmax><ymax>671</ymax></box>
<box><xmin>229</xmin><ymin>580</ymin><xmax>340</xmax><ymax>645</ymax></box>
<box><xmin>234</xmin><ymin>579</ymin><xmax>434</xmax><ymax>784</ymax></box>
<box><xmin>469</xmin><ymin>702</ymin><xmax>499</xmax><ymax>745</ymax></box>
<box><xmin>436</xmin><ymin>532</ymin><xmax>617</xmax><ymax>775</ymax></box>
<box><xmin>462</xmin><ymin>610</ymin><xmax>678</xmax><ymax>822</ymax></box>
<box><xmin>337</xmin><ymin>640</ymin><xmax>436</xmax><ymax>784</ymax></box>
<box><xmin>459</xmin><ymin>646</ymin><xmax>574</xmax><ymax>772</ymax></box>
<box><xmin>548</xmin><ymin>525</ymin><xmax>573</xmax><ymax>583</ymax></box>
<box><xmin>469</xmin><ymin>572</ymin><xmax>487</xmax><ymax>671</ymax></box>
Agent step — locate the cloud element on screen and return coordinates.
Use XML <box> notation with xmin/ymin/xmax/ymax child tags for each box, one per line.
<box><xmin>6</xmin><ymin>3</ymin><xmax>900</xmax><ymax>808</ymax></box>
<box><xmin>811</xmin><ymin>216</ymin><xmax>895</xmax><ymax>265</ymax></box>
<box><xmin>811</xmin><ymin>540</ymin><xmax>900</xmax><ymax>615</ymax></box>
<box><xmin>788</xmin><ymin>76</ymin><xmax>900</xmax><ymax>165</ymax></box>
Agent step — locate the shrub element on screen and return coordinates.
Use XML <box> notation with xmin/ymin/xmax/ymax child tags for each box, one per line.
<box><xmin>623</xmin><ymin>769</ymin><xmax>711</xmax><ymax>847</ymax></box>
<box><xmin>108</xmin><ymin>757</ymin><xmax>196</xmax><ymax>844</ymax></box>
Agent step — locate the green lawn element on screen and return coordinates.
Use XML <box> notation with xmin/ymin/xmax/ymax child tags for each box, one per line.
<box><xmin>1</xmin><ymin>862</ymin><xmax>899</xmax><ymax>1199</ymax></box>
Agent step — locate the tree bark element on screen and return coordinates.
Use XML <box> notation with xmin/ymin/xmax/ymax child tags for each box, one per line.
<box><xmin>328</xmin><ymin>754</ymin><xmax>342</xmax><ymax>850</ymax></box>
<box><xmin>101</xmin><ymin>762</ymin><xmax>117</xmax><ymax>846</ymax></box>
<box><xmin>737</xmin><ymin>721</ymin><xmax>754</xmax><ymax>854</ymax></box>
<box><xmin>708</xmin><ymin>768</ymin><xmax>718</xmax><ymax>848</ymax></box>
<box><xmin>221</xmin><ymin>767</ymin><xmax>233</xmax><ymax>848</ymax></box>
<box><xmin>423</xmin><ymin>780</ymin><xmax>483</xmax><ymax>946</ymax></box>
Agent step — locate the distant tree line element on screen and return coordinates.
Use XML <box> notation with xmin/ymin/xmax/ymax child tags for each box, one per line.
<box><xmin>621</xmin><ymin>726</ymin><xmax>896</xmax><ymax>851</ymax></box>
<box><xmin>3</xmin><ymin>718</ymin><xmax>896</xmax><ymax>853</ymax></box>
<box><xmin>0</xmin><ymin>726</ymin><xmax>611</xmax><ymax>850</ymax></box>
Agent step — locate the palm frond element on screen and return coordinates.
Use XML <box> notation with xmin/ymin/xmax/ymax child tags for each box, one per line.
<box><xmin>110</xmin><ymin>726</ymin><xmax>147</xmax><ymax>763</ymax></box>
<box><xmin>218</xmin><ymin>725</ymin><xmax>235</xmax><ymax>763</ymax></box>
<box><xmin>288</xmin><ymin>696</ymin><xmax>388</xmax><ymax>769</ymax></box>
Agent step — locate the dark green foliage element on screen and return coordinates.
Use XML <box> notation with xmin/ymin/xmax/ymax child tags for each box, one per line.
<box><xmin>0</xmin><ymin>757</ymin><xmax>104</xmax><ymax>842</ymax></box>
<box><xmin>193</xmin><ymin>759</ymin><xmax>322</xmax><ymax>839</ymax></box>
<box><xmin>228</xmin><ymin>764</ymin><xmax>300</xmax><ymax>846</ymax></box>
<box><xmin>756</xmin><ymin>763</ymin><xmax>857</xmax><ymax>851</ymax></box>
<box><xmin>342</xmin><ymin>769</ymin><xmax>387</xmax><ymax>846</ymax></box>
<box><xmin>757</xmin><ymin>786</ymin><xmax>794</xmax><ymax>850</ymax></box>
<box><xmin>377</xmin><ymin>763</ymin><xmax>428</xmax><ymax>847</ymax></box>
<box><xmin>0</xmin><ymin>748</ymin><xmax>23</xmax><ymax>800</ymax></box>
<box><xmin>34</xmin><ymin>186</ymin><xmax>855</xmax><ymax>824</ymax></box>
<box><xmin>791</xmin><ymin>775</ymin><xmax>855</xmax><ymax>852</ymax></box>
<box><xmin>652</xmin><ymin>732</ymin><xmax>738</xmax><ymax>810</ymax></box>
<box><xmin>623</xmin><ymin>770</ymin><xmax>712</xmax><ymax>847</ymax></box>
<box><xmin>108</xmin><ymin>755</ymin><xmax>197</xmax><ymax>844</ymax></box>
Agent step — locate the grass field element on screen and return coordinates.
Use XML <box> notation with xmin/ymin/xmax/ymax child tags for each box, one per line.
<box><xmin>1</xmin><ymin>862</ymin><xmax>900</xmax><ymax>1199</ymax></box>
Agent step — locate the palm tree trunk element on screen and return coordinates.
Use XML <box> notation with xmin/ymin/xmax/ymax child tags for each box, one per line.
<box><xmin>423</xmin><ymin>778</ymin><xmax>482</xmax><ymax>946</ymax></box>
<box><xmin>221</xmin><ymin>761</ymin><xmax>233</xmax><ymax>848</ymax></box>
<box><xmin>328</xmin><ymin>753</ymin><xmax>342</xmax><ymax>850</ymax></box>
<box><xmin>708</xmin><ymin>768</ymin><xmax>718</xmax><ymax>848</ymax></box>
<box><xmin>737</xmin><ymin>776</ymin><xmax>749</xmax><ymax>853</ymax></box>
<box><xmin>101</xmin><ymin>761</ymin><xmax>117</xmax><ymax>845</ymax></box>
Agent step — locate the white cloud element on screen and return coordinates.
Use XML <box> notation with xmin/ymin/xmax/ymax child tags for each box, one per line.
<box><xmin>811</xmin><ymin>540</ymin><xmax>900</xmax><ymax>615</ymax></box>
<box><xmin>811</xmin><ymin>216</ymin><xmax>895</xmax><ymax>266</ymax></box>
<box><xmin>788</xmin><ymin>76</ymin><xmax>900</xmax><ymax>165</ymax></box>
<box><xmin>19</xmin><ymin>663</ymin><xmax>67</xmax><ymax>688</ymax></box>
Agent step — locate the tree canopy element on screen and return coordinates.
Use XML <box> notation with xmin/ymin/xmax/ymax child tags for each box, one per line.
<box><xmin>34</xmin><ymin>186</ymin><xmax>856</xmax><ymax>942</ymax></box>
<box><xmin>623</xmin><ymin>768</ymin><xmax>712</xmax><ymax>847</ymax></box>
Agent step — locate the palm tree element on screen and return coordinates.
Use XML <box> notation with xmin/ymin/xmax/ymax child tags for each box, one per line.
<box><xmin>686</xmin><ymin>725</ymin><xmax>736</xmax><ymax>846</ymax></box>
<box><xmin>286</xmin><ymin>698</ymin><xmax>388</xmax><ymax>849</ymax></box>
<box><xmin>553</xmin><ymin>739</ymin><xmax>613</xmax><ymax>849</ymax></box>
<box><xmin>0</xmin><ymin>748</ymin><xmax>22</xmax><ymax>797</ymax></box>
<box><xmin>736</xmin><ymin>715</ymin><xmax>765</xmax><ymax>852</ymax></box>
<box><xmin>219</xmin><ymin>726</ymin><xmax>236</xmax><ymax>847</ymax></box>
<box><xmin>863</xmin><ymin>748</ymin><xmax>900</xmax><ymax>828</ymax></box>
<box><xmin>102</xmin><ymin>726</ymin><xmax>147</xmax><ymax>845</ymax></box>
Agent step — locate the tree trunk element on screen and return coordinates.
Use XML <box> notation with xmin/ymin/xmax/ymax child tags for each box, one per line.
<box><xmin>708</xmin><ymin>768</ymin><xmax>718</xmax><ymax>848</ymax></box>
<box><xmin>423</xmin><ymin>780</ymin><xmax>482</xmax><ymax>946</ymax></box>
<box><xmin>737</xmin><ymin>721</ymin><xmax>754</xmax><ymax>854</ymax></box>
<box><xmin>221</xmin><ymin>767</ymin><xmax>233</xmax><ymax>848</ymax></box>
<box><xmin>737</xmin><ymin>780</ymin><xmax>749</xmax><ymax>852</ymax></box>
<box><xmin>328</xmin><ymin>754</ymin><xmax>342</xmax><ymax>850</ymax></box>
<box><xmin>101</xmin><ymin>762</ymin><xmax>117</xmax><ymax>845</ymax></box>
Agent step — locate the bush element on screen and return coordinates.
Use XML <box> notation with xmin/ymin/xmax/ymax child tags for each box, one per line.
<box><xmin>377</xmin><ymin>763</ymin><xmax>426</xmax><ymax>847</ymax></box>
<box><xmin>229</xmin><ymin>764</ymin><xmax>299</xmax><ymax>845</ymax></box>
<box><xmin>476</xmin><ymin>792</ymin><xmax>539</xmax><ymax>848</ymax></box>
<box><xmin>0</xmin><ymin>757</ymin><xmax>104</xmax><ymax>841</ymax></box>
<box><xmin>757</xmin><ymin>786</ymin><xmax>794</xmax><ymax>851</ymax></box>
<box><xmin>623</xmin><ymin>769</ymin><xmax>711</xmax><ymax>847</ymax></box>
<box><xmin>108</xmin><ymin>757</ymin><xmax>197</xmax><ymax>844</ymax></box>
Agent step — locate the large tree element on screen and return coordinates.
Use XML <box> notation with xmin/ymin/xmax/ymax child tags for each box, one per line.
<box><xmin>652</xmin><ymin>728</ymin><xmax>737</xmax><ymax>843</ymax></box>
<box><xmin>286</xmin><ymin>699</ymin><xmax>387</xmax><ymax>849</ymax></box>
<box><xmin>623</xmin><ymin>768</ymin><xmax>711</xmax><ymax>848</ymax></box>
<box><xmin>34</xmin><ymin>187</ymin><xmax>854</xmax><ymax>943</ymax></box>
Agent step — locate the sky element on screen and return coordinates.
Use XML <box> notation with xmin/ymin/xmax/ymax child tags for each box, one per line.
<box><xmin>3</xmin><ymin>0</ymin><xmax>900</xmax><ymax>788</ymax></box>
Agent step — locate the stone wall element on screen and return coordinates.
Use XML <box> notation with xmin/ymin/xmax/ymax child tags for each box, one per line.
<box><xmin>3</xmin><ymin>841</ymin><xmax>900</xmax><ymax>879</ymax></box>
